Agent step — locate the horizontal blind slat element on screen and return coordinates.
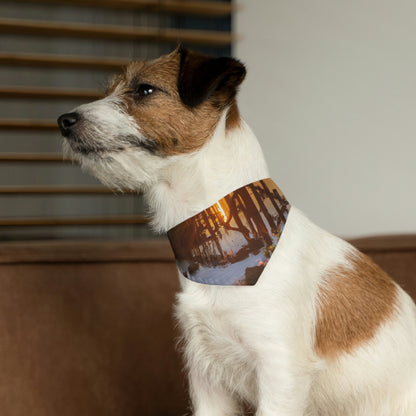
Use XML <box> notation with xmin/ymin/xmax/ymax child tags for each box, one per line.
<box><xmin>0</xmin><ymin>120</ymin><xmax>58</xmax><ymax>130</ymax></box>
<box><xmin>0</xmin><ymin>53</ymin><xmax>129</xmax><ymax>70</ymax></box>
<box><xmin>0</xmin><ymin>153</ymin><xmax>64</xmax><ymax>162</ymax></box>
<box><xmin>0</xmin><ymin>215</ymin><xmax>148</xmax><ymax>226</ymax></box>
<box><xmin>9</xmin><ymin>0</ymin><xmax>234</xmax><ymax>17</ymax></box>
<box><xmin>0</xmin><ymin>87</ymin><xmax>101</xmax><ymax>100</ymax></box>
<box><xmin>0</xmin><ymin>18</ymin><xmax>234</xmax><ymax>46</ymax></box>
<box><xmin>0</xmin><ymin>186</ymin><xmax>137</xmax><ymax>194</ymax></box>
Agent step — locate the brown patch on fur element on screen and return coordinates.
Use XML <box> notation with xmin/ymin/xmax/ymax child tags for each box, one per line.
<box><xmin>315</xmin><ymin>251</ymin><xmax>398</xmax><ymax>358</ymax></box>
<box><xmin>226</xmin><ymin>99</ymin><xmax>241</xmax><ymax>130</ymax></box>
<box><xmin>108</xmin><ymin>50</ymin><xmax>224</xmax><ymax>156</ymax></box>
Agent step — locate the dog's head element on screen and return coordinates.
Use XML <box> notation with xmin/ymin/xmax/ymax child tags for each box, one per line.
<box><xmin>58</xmin><ymin>48</ymin><xmax>246</xmax><ymax>191</ymax></box>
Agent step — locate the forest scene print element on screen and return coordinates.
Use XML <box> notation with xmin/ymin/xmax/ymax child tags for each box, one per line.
<box><xmin>168</xmin><ymin>179</ymin><xmax>290</xmax><ymax>286</ymax></box>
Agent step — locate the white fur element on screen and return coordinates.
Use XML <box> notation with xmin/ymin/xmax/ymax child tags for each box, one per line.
<box><xmin>63</xmin><ymin>89</ymin><xmax>169</xmax><ymax>191</ymax></box>
<box><xmin>64</xmin><ymin>96</ymin><xmax>416</xmax><ymax>415</ymax></box>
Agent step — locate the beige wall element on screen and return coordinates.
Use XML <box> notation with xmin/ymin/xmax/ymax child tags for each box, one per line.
<box><xmin>234</xmin><ymin>0</ymin><xmax>416</xmax><ymax>238</ymax></box>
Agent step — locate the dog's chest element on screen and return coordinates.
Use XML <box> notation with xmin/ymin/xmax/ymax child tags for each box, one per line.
<box><xmin>176</xmin><ymin>290</ymin><xmax>257</xmax><ymax>394</ymax></box>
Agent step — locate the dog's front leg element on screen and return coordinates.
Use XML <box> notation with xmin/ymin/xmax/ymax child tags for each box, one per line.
<box><xmin>254</xmin><ymin>347</ymin><xmax>312</xmax><ymax>416</ymax></box>
<box><xmin>189</xmin><ymin>368</ymin><xmax>241</xmax><ymax>416</ymax></box>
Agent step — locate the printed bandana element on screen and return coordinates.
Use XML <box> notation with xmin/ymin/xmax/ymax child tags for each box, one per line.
<box><xmin>167</xmin><ymin>178</ymin><xmax>290</xmax><ymax>286</ymax></box>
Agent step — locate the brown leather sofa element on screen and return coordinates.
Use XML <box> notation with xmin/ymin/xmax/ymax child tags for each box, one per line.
<box><xmin>0</xmin><ymin>236</ymin><xmax>415</xmax><ymax>416</ymax></box>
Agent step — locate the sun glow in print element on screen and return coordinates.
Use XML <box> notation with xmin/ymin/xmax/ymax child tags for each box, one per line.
<box><xmin>216</xmin><ymin>201</ymin><xmax>228</xmax><ymax>222</ymax></box>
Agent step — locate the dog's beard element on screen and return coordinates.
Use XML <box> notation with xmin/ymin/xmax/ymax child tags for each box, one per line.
<box><xmin>62</xmin><ymin>128</ymin><xmax>143</xmax><ymax>159</ymax></box>
<box><xmin>63</xmin><ymin>137</ymin><xmax>167</xmax><ymax>192</ymax></box>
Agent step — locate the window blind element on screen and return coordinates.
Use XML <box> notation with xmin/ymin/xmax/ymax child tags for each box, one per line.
<box><xmin>0</xmin><ymin>0</ymin><xmax>234</xmax><ymax>241</ymax></box>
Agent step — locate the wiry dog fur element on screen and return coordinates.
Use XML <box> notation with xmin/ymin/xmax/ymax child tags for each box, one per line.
<box><xmin>58</xmin><ymin>48</ymin><xmax>416</xmax><ymax>415</ymax></box>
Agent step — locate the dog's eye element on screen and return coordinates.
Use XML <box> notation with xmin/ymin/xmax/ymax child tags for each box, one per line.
<box><xmin>134</xmin><ymin>84</ymin><xmax>156</xmax><ymax>98</ymax></box>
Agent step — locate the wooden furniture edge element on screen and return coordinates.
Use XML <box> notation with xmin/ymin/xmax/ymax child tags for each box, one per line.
<box><xmin>348</xmin><ymin>234</ymin><xmax>416</xmax><ymax>252</ymax></box>
<box><xmin>0</xmin><ymin>239</ymin><xmax>175</xmax><ymax>264</ymax></box>
<box><xmin>0</xmin><ymin>235</ymin><xmax>415</xmax><ymax>264</ymax></box>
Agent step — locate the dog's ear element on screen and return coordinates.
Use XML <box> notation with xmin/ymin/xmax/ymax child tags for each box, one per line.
<box><xmin>178</xmin><ymin>48</ymin><xmax>246</xmax><ymax>108</ymax></box>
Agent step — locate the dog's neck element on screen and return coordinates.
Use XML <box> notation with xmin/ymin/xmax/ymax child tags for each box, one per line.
<box><xmin>144</xmin><ymin>112</ymin><xmax>270</xmax><ymax>233</ymax></box>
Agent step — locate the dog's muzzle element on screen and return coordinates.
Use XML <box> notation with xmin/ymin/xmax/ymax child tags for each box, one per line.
<box><xmin>57</xmin><ymin>112</ymin><xmax>80</xmax><ymax>137</ymax></box>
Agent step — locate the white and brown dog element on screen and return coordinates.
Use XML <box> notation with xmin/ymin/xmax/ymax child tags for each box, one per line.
<box><xmin>58</xmin><ymin>48</ymin><xmax>416</xmax><ymax>415</ymax></box>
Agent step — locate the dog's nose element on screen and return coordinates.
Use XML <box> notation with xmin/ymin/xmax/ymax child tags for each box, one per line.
<box><xmin>57</xmin><ymin>112</ymin><xmax>80</xmax><ymax>136</ymax></box>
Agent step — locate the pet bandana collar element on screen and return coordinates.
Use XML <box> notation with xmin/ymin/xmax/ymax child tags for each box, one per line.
<box><xmin>167</xmin><ymin>178</ymin><xmax>290</xmax><ymax>286</ymax></box>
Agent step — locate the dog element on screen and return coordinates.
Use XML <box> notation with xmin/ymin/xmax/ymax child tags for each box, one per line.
<box><xmin>58</xmin><ymin>47</ymin><xmax>416</xmax><ymax>415</ymax></box>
